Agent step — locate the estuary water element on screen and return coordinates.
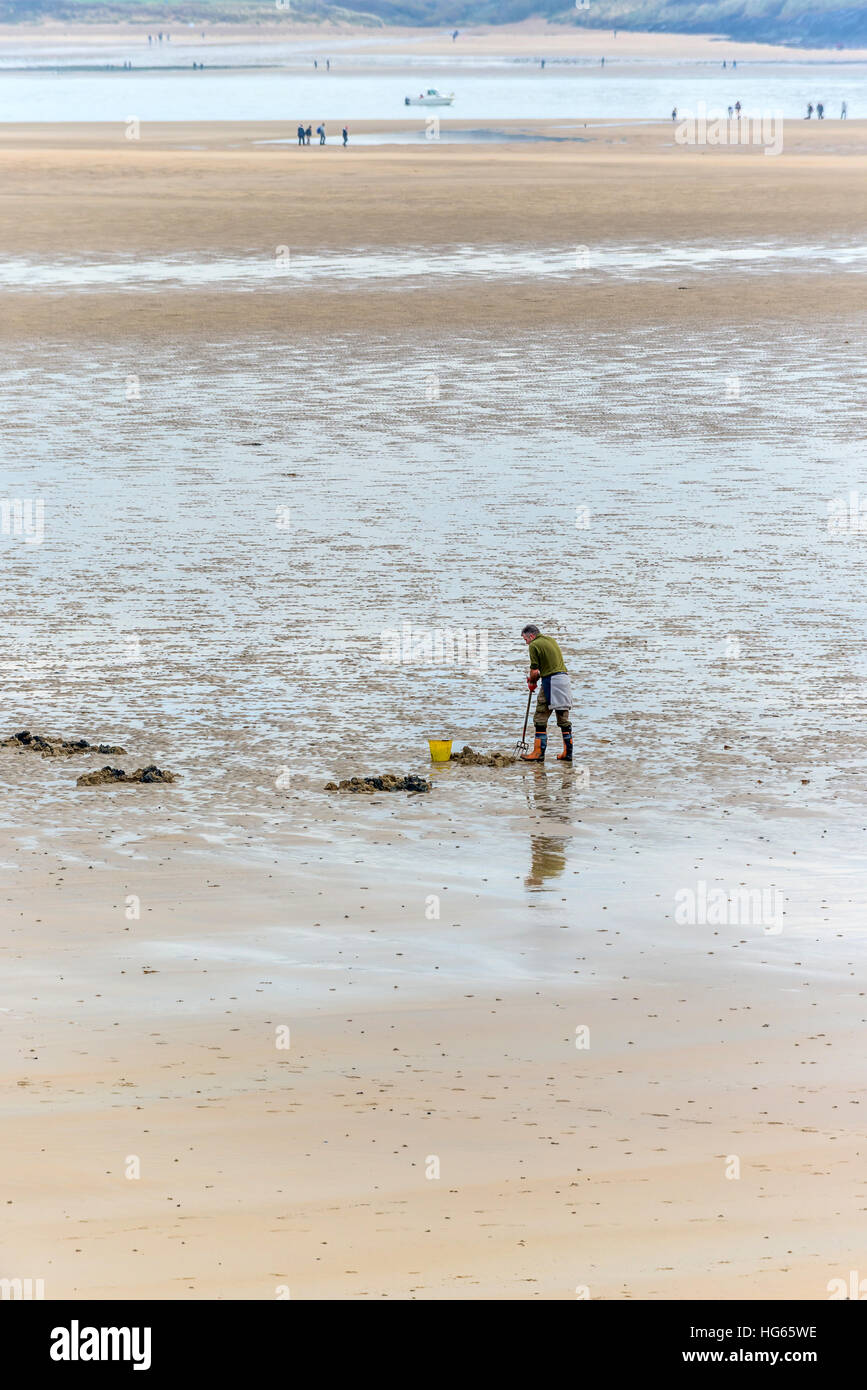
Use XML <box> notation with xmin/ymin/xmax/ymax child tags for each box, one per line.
<box><xmin>0</xmin><ymin>48</ymin><xmax>863</xmax><ymax>123</ymax></box>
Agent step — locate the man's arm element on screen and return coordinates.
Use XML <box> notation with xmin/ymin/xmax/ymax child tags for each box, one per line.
<box><xmin>527</xmin><ymin>638</ymin><xmax>541</xmax><ymax>690</ymax></box>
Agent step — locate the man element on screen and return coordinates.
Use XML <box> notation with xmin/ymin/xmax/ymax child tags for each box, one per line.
<box><xmin>520</xmin><ymin>623</ymin><xmax>573</xmax><ymax>763</ymax></box>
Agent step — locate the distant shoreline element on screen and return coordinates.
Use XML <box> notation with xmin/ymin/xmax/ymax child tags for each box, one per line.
<box><xmin>0</xmin><ymin>9</ymin><xmax>865</xmax><ymax>51</ymax></box>
<box><xmin>6</xmin><ymin>56</ymin><xmax>867</xmax><ymax>74</ymax></box>
<box><xmin>1</xmin><ymin>21</ymin><xmax>867</xmax><ymax>65</ymax></box>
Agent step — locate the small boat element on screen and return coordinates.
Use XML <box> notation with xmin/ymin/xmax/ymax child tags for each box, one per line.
<box><xmin>404</xmin><ymin>88</ymin><xmax>455</xmax><ymax>107</ymax></box>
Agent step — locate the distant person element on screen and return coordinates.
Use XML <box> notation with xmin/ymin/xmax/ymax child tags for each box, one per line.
<box><xmin>305</xmin><ymin>125</ymin><xmax>312</xmax><ymax>145</ymax></box>
<box><xmin>671</xmin><ymin>107</ymin><xmax>677</xmax><ymax>121</ymax></box>
<box><xmin>327</xmin><ymin>59</ymin><xmax>330</xmax><ymax>71</ymax></box>
<box><xmin>732</xmin><ymin>60</ymin><xmax>737</xmax><ymax>68</ymax></box>
<box><xmin>734</xmin><ymin>100</ymin><xmax>741</xmax><ymax>118</ymax></box>
<box><xmin>541</xmin><ymin>59</ymin><xmax>545</xmax><ymax>69</ymax></box>
<box><xmin>297</xmin><ymin>124</ymin><xmax>305</xmax><ymax>146</ymax></box>
<box><xmin>452</xmin><ymin>29</ymin><xmax>459</xmax><ymax>41</ymax></box>
<box><xmin>817</xmin><ymin>102</ymin><xmax>824</xmax><ymax>119</ymax></box>
<box><xmin>148</xmin><ymin>34</ymin><xmax>152</xmax><ymax>44</ymax></box>
<box><xmin>342</xmin><ymin>125</ymin><xmax>348</xmax><ymax>146</ymax></box>
<box><xmin>806</xmin><ymin>103</ymin><xmax>813</xmax><ymax>119</ymax></box>
<box><xmin>841</xmin><ymin>101</ymin><xmax>848</xmax><ymax>118</ymax></box>
<box><xmin>728</xmin><ymin>105</ymin><xmax>734</xmax><ymax>119</ymax></box>
<box><xmin>318</xmin><ymin>123</ymin><xmax>326</xmax><ymax>145</ymax></box>
<box><xmin>601</xmin><ymin>56</ymin><xmax>605</xmax><ymax>66</ymax></box>
<box><xmin>314</xmin><ymin>60</ymin><xmax>318</xmax><ymax>69</ymax></box>
<box><xmin>723</xmin><ymin>60</ymin><xmax>726</xmax><ymax>68</ymax></box>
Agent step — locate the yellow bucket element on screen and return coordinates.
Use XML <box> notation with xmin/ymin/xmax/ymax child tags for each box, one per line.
<box><xmin>428</xmin><ymin>739</ymin><xmax>453</xmax><ymax>762</ymax></box>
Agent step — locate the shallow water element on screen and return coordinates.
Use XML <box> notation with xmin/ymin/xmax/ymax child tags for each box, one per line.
<box><xmin>0</xmin><ymin>60</ymin><xmax>862</xmax><ymax>123</ymax></box>
<box><xmin>0</xmin><ymin>102</ymin><xmax>865</xmax><ymax>949</ymax></box>
<box><xmin>3</xmin><ymin>240</ymin><xmax>867</xmax><ymax>291</ymax></box>
<box><xmin>2</xmin><ymin>316</ymin><xmax>867</xmax><ymax>837</ymax></box>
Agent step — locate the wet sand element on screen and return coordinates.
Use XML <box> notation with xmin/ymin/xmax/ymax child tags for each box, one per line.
<box><xmin>2</xmin><ymin>112</ymin><xmax>867</xmax><ymax>1301</ymax></box>
<box><xmin>5</xmin><ymin>799</ymin><xmax>866</xmax><ymax>1301</ymax></box>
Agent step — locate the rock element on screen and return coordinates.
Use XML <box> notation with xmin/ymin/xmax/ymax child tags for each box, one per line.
<box><xmin>77</xmin><ymin>764</ymin><xmax>177</xmax><ymax>788</ymax></box>
<box><xmin>326</xmin><ymin>773</ymin><xmax>431</xmax><ymax>793</ymax></box>
<box><xmin>2</xmin><ymin>730</ymin><xmax>127</xmax><ymax>758</ymax></box>
<box><xmin>139</xmin><ymin>765</ymin><xmax>176</xmax><ymax>784</ymax></box>
<box><xmin>449</xmin><ymin>745</ymin><xmax>515</xmax><ymax>767</ymax></box>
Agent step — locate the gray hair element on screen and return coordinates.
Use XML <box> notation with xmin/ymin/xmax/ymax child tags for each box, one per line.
<box><xmin>521</xmin><ymin>623</ymin><xmax>540</xmax><ymax>637</ymax></box>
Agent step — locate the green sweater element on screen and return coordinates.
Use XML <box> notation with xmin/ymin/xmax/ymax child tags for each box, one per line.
<box><xmin>528</xmin><ymin>634</ymin><xmax>567</xmax><ymax>678</ymax></box>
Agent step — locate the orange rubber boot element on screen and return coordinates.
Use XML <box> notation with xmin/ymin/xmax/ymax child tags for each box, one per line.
<box><xmin>521</xmin><ymin>732</ymin><xmax>547</xmax><ymax>762</ymax></box>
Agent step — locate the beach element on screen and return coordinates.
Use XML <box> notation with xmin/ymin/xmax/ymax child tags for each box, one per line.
<box><xmin>1</xmin><ymin>24</ymin><xmax>867</xmax><ymax>1302</ymax></box>
<box><xmin>2</xmin><ymin>119</ymin><xmax>867</xmax><ymax>341</ymax></box>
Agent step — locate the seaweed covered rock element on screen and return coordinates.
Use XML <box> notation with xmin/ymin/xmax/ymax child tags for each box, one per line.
<box><xmin>2</xmin><ymin>730</ymin><xmax>127</xmax><ymax>758</ymax></box>
<box><xmin>449</xmin><ymin>745</ymin><xmax>515</xmax><ymax>767</ymax></box>
<box><xmin>324</xmin><ymin>774</ymin><xmax>431</xmax><ymax>794</ymax></box>
<box><xmin>77</xmin><ymin>764</ymin><xmax>177</xmax><ymax>788</ymax></box>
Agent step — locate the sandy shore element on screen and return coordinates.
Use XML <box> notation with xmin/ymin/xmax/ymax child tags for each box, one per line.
<box><xmin>4</xmin><ymin>20</ymin><xmax>867</xmax><ymax>64</ymax></box>
<box><xmin>0</xmin><ymin>120</ymin><xmax>866</xmax><ymax>343</ymax></box>
<box><xmin>2</xmin><ymin>105</ymin><xmax>866</xmax><ymax>1301</ymax></box>
<box><xmin>4</xmin><ymin>802</ymin><xmax>865</xmax><ymax>1300</ymax></box>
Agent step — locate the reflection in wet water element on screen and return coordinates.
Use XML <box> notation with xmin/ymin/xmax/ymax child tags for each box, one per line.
<box><xmin>524</xmin><ymin>768</ymin><xmax>576</xmax><ymax>889</ymax></box>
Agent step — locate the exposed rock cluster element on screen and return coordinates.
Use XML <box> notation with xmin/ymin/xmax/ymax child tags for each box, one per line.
<box><xmin>324</xmin><ymin>774</ymin><xmax>431</xmax><ymax>794</ymax></box>
<box><xmin>2</xmin><ymin>729</ymin><xmax>126</xmax><ymax>757</ymax></box>
<box><xmin>3</xmin><ymin>729</ymin><xmax>177</xmax><ymax>788</ymax></box>
<box><xmin>449</xmin><ymin>745</ymin><xmax>515</xmax><ymax>767</ymax></box>
<box><xmin>76</xmin><ymin>765</ymin><xmax>177</xmax><ymax>788</ymax></box>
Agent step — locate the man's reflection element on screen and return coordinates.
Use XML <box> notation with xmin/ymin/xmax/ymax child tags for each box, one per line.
<box><xmin>524</xmin><ymin>767</ymin><xmax>577</xmax><ymax>889</ymax></box>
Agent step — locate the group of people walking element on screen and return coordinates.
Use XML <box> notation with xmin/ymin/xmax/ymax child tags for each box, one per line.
<box><xmin>806</xmin><ymin>102</ymin><xmax>847</xmax><ymax>118</ymax></box>
<box><xmin>296</xmin><ymin>124</ymin><xmax>349</xmax><ymax>147</ymax></box>
<box><xmin>671</xmin><ymin>101</ymin><xmax>750</xmax><ymax>121</ymax></box>
<box><xmin>671</xmin><ymin>99</ymin><xmax>849</xmax><ymax>122</ymax></box>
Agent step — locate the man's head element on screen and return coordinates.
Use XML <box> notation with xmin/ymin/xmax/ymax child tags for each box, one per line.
<box><xmin>521</xmin><ymin>623</ymin><xmax>540</xmax><ymax>646</ymax></box>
